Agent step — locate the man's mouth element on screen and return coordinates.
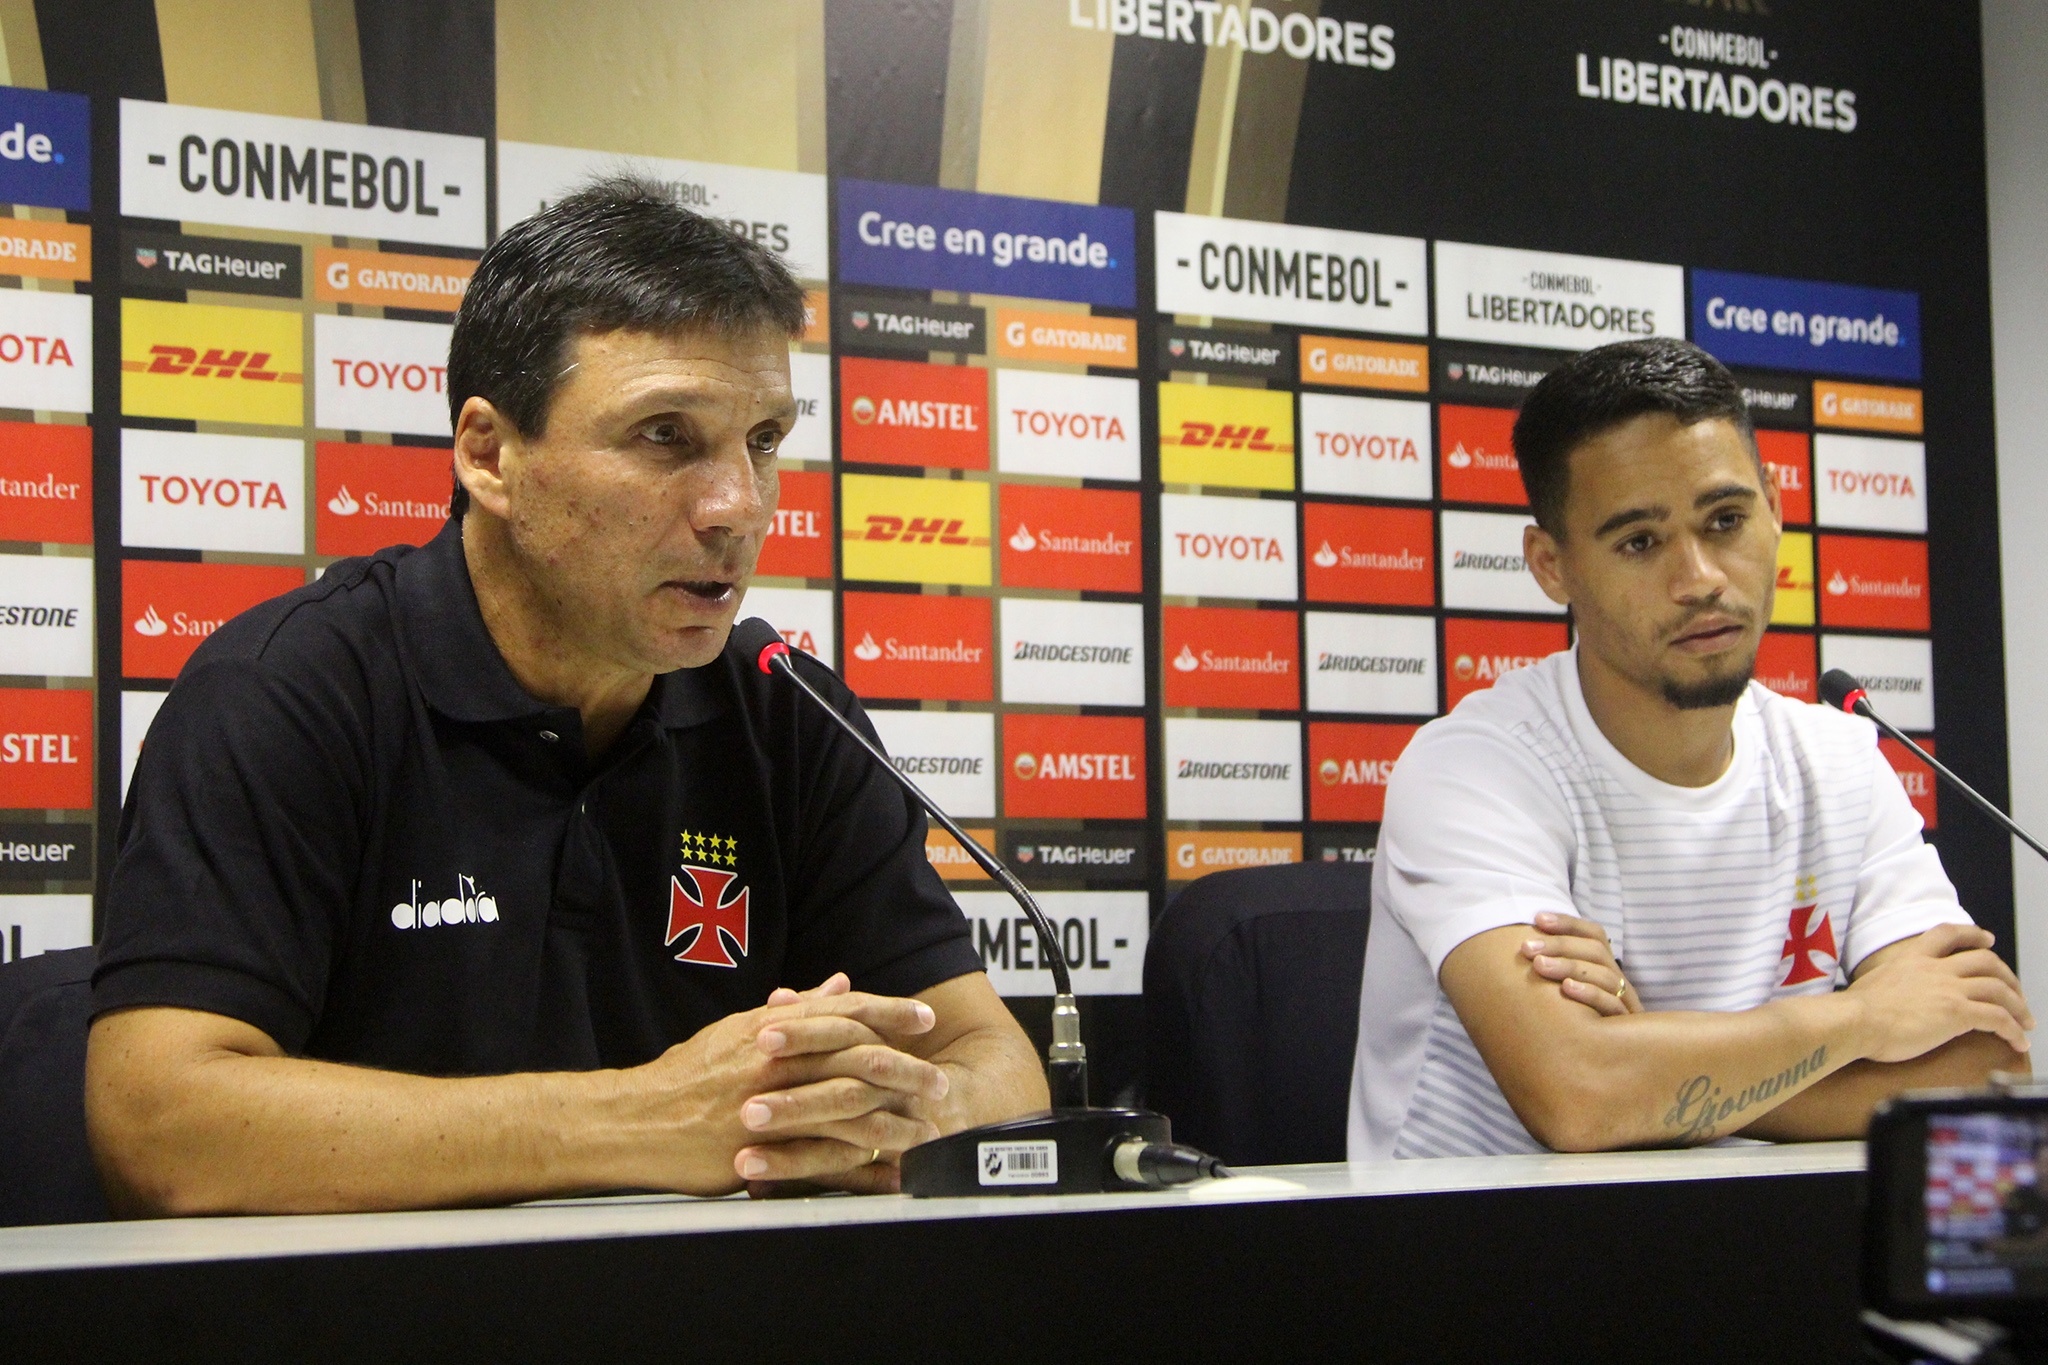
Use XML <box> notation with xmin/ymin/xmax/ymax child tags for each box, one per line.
<box><xmin>669</xmin><ymin>579</ymin><xmax>736</xmax><ymax>602</ymax></box>
<box><xmin>1670</xmin><ymin>616</ymin><xmax>1746</xmax><ymax>651</ymax></box>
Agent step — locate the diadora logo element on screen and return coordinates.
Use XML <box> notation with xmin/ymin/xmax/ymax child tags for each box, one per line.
<box><xmin>841</xmin><ymin>474</ymin><xmax>991</xmax><ymax>587</ymax></box>
<box><xmin>838</xmin><ymin>180</ymin><xmax>1135</xmax><ymax>307</ymax></box>
<box><xmin>1158</xmin><ymin>381</ymin><xmax>1295</xmax><ymax>490</ymax></box>
<box><xmin>839</xmin><ymin>357</ymin><xmax>988</xmax><ymax>470</ymax></box>
<box><xmin>1817</xmin><ymin>535</ymin><xmax>1929</xmax><ymax>631</ymax></box>
<box><xmin>0</xmin><ymin>87</ymin><xmax>88</xmax><ymax>211</ymax></box>
<box><xmin>1443</xmin><ymin>618</ymin><xmax>1569</xmax><ymax>708</ymax></box>
<box><xmin>992</xmin><ymin>309</ymin><xmax>1136</xmax><ymax>368</ymax></box>
<box><xmin>1003</xmin><ymin>714</ymin><xmax>1147</xmax><ymax>819</ymax></box>
<box><xmin>0</xmin><ymin>687</ymin><xmax>93</xmax><ymax>809</ymax></box>
<box><xmin>313</xmin><ymin>314</ymin><xmax>454</xmax><ymax>437</ymax></box>
<box><xmin>123</xmin><ymin>429</ymin><xmax>305</xmax><ymax>556</ymax></box>
<box><xmin>121</xmin><ymin>99</ymin><xmax>487</xmax><ymax>249</ymax></box>
<box><xmin>1439</xmin><ymin>405</ymin><xmax>1526</xmax><ymax>507</ymax></box>
<box><xmin>121</xmin><ymin>560</ymin><xmax>303</xmax><ymax>680</ymax></box>
<box><xmin>999</xmin><ymin>484</ymin><xmax>1142</xmax><ymax>591</ymax></box>
<box><xmin>314</xmin><ymin>442</ymin><xmax>449</xmax><ymax>557</ymax></box>
<box><xmin>121</xmin><ymin>299</ymin><xmax>300</xmax><ymax>426</ymax></box>
<box><xmin>0</xmin><ymin>422</ymin><xmax>91</xmax><ymax>545</ymax></box>
<box><xmin>668</xmin><ymin>829</ymin><xmax>750</xmax><ymax>968</ymax></box>
<box><xmin>390</xmin><ymin>874</ymin><xmax>499</xmax><ymax>930</ymax></box>
<box><xmin>1162</xmin><ymin>606</ymin><xmax>1299</xmax><ymax>711</ymax></box>
<box><xmin>755</xmin><ymin>468</ymin><xmax>834</xmax><ymax>580</ymax></box>
<box><xmin>843</xmin><ymin>591</ymin><xmax>993</xmax><ymax>702</ymax></box>
<box><xmin>1309</xmin><ymin>721</ymin><xmax>1420</xmax><ymax>823</ymax></box>
<box><xmin>1813</xmin><ymin>434</ymin><xmax>1926</xmax><ymax>533</ymax></box>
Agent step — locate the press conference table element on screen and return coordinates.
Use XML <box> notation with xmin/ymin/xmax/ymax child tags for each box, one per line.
<box><xmin>0</xmin><ymin>1142</ymin><xmax>1865</xmax><ymax>1362</ymax></box>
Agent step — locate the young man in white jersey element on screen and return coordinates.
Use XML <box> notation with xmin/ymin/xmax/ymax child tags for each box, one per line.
<box><xmin>1350</xmin><ymin>338</ymin><xmax>2032</xmax><ymax>1160</ymax></box>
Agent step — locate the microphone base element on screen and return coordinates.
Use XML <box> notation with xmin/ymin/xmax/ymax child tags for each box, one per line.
<box><xmin>900</xmin><ymin>1108</ymin><xmax>1172</xmax><ymax>1198</ymax></box>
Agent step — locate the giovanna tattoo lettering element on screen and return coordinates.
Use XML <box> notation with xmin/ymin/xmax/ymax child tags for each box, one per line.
<box><xmin>1663</xmin><ymin>1046</ymin><xmax>1828</xmax><ymax>1143</ymax></box>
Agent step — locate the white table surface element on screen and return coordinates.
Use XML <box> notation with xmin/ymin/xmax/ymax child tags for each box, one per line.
<box><xmin>0</xmin><ymin>1140</ymin><xmax>1863</xmax><ymax>1277</ymax></box>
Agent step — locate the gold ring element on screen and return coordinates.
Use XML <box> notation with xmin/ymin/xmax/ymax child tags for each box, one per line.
<box><xmin>868</xmin><ymin>1146</ymin><xmax>882</xmax><ymax>1166</ymax></box>
<box><xmin>1615</xmin><ymin>977</ymin><xmax>1630</xmax><ymax>1000</ymax></box>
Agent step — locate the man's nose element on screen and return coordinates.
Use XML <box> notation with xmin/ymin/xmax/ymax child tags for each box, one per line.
<box><xmin>1672</xmin><ymin>534</ymin><xmax>1729</xmax><ymax>602</ymax></box>
<box><xmin>692</xmin><ymin>440</ymin><xmax>771</xmax><ymax>538</ymax></box>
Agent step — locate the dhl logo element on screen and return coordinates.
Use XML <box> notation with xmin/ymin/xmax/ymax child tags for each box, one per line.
<box><xmin>121</xmin><ymin>299</ymin><xmax>304</xmax><ymax>426</ymax></box>
<box><xmin>839</xmin><ymin>473</ymin><xmax>992</xmax><ymax>586</ymax></box>
<box><xmin>1157</xmin><ymin>382</ymin><xmax>1295</xmax><ymax>490</ymax></box>
<box><xmin>1773</xmin><ymin>531</ymin><xmax>1815</xmax><ymax>626</ymax></box>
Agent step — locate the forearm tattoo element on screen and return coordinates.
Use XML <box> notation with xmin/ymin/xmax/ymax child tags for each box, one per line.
<box><xmin>1663</xmin><ymin>1046</ymin><xmax>1829</xmax><ymax>1143</ymax></box>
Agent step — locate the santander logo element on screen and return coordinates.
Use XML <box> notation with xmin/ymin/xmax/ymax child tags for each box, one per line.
<box><xmin>1827</xmin><ymin>571</ymin><xmax>1849</xmax><ymax>596</ymax></box>
<box><xmin>853</xmin><ymin>631</ymin><xmax>883</xmax><ymax>661</ymax></box>
<box><xmin>133</xmin><ymin>605</ymin><xmax>168</xmax><ymax>637</ymax></box>
<box><xmin>1172</xmin><ymin>644</ymin><xmax>1199</xmax><ymax>672</ymax></box>
<box><xmin>1010</xmin><ymin>524</ymin><xmax>1036</xmax><ymax>551</ymax></box>
<box><xmin>1313</xmin><ymin>541</ymin><xmax>1339</xmax><ymax>568</ymax></box>
<box><xmin>327</xmin><ymin>486</ymin><xmax>360</xmax><ymax>516</ymax></box>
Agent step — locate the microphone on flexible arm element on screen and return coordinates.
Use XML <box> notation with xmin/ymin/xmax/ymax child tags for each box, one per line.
<box><xmin>1819</xmin><ymin>669</ymin><xmax>2048</xmax><ymax>863</ymax></box>
<box><xmin>732</xmin><ymin>618</ymin><xmax>1232</xmax><ymax>1195</ymax></box>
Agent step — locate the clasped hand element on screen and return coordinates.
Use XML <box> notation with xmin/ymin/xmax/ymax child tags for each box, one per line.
<box><xmin>637</xmin><ymin>972</ymin><xmax>949</xmax><ymax>1198</ymax></box>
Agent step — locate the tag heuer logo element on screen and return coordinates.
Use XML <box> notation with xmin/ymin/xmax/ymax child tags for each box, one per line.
<box><xmin>851</xmin><ymin>310</ymin><xmax>870</xmax><ymax>330</ymax></box>
<box><xmin>134</xmin><ymin>248</ymin><xmax>158</xmax><ymax>269</ymax></box>
<box><xmin>1168</xmin><ymin>338</ymin><xmax>1186</xmax><ymax>357</ymax></box>
<box><xmin>1447</xmin><ymin>363</ymin><xmax>1464</xmax><ymax>381</ymax></box>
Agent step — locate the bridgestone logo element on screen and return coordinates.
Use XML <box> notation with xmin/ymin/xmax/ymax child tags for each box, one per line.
<box><xmin>1451</xmin><ymin>550</ymin><xmax>1526</xmax><ymax>571</ymax></box>
<box><xmin>1861</xmin><ymin>674</ymin><xmax>1925</xmax><ymax>695</ymax></box>
<box><xmin>892</xmin><ymin>755</ymin><xmax>984</xmax><ymax>775</ymax></box>
<box><xmin>1317</xmin><ymin>653</ymin><xmax>1424</xmax><ymax>674</ymax></box>
<box><xmin>0</xmin><ymin>604</ymin><xmax>79</xmax><ymax>627</ymax></box>
<box><xmin>1012</xmin><ymin>641</ymin><xmax>1133</xmax><ymax>664</ymax></box>
<box><xmin>1177</xmin><ymin>760</ymin><xmax>1292</xmax><ymax>780</ymax></box>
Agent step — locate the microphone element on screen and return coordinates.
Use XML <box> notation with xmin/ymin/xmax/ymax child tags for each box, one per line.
<box><xmin>1819</xmin><ymin>669</ymin><xmax>2048</xmax><ymax>863</ymax></box>
<box><xmin>732</xmin><ymin>618</ymin><xmax>1231</xmax><ymax>1195</ymax></box>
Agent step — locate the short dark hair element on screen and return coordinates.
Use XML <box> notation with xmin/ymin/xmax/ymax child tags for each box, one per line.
<box><xmin>1512</xmin><ymin>338</ymin><xmax>1756</xmax><ymax>535</ymax></box>
<box><xmin>445</xmin><ymin>173</ymin><xmax>809</xmax><ymax>515</ymax></box>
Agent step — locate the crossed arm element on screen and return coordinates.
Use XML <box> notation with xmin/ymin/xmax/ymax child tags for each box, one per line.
<box><xmin>85</xmin><ymin>970</ymin><xmax>1047</xmax><ymax>1216</ymax></box>
<box><xmin>1442</xmin><ymin>914</ymin><xmax>2033</xmax><ymax>1152</ymax></box>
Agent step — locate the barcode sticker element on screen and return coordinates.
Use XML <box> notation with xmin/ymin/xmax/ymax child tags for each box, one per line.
<box><xmin>977</xmin><ymin>1140</ymin><xmax>1059</xmax><ymax>1186</ymax></box>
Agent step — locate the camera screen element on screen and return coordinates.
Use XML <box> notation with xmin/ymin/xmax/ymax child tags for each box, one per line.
<box><xmin>1924</xmin><ymin>1111</ymin><xmax>2048</xmax><ymax>1298</ymax></box>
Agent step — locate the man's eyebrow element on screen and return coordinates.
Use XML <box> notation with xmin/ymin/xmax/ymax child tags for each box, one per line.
<box><xmin>1694</xmin><ymin>483</ymin><xmax>1759</xmax><ymax>508</ymax></box>
<box><xmin>1594</xmin><ymin>504</ymin><xmax>1668</xmax><ymax>538</ymax></box>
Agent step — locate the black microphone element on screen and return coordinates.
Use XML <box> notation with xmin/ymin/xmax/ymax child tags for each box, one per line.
<box><xmin>732</xmin><ymin>618</ymin><xmax>1231</xmax><ymax>1195</ymax></box>
<box><xmin>1819</xmin><ymin>668</ymin><xmax>2048</xmax><ymax>863</ymax></box>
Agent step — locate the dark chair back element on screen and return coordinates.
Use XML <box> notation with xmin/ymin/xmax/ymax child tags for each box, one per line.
<box><xmin>0</xmin><ymin>946</ymin><xmax>109</xmax><ymax>1225</ymax></box>
<box><xmin>1143</xmin><ymin>862</ymin><xmax>1371</xmax><ymax>1167</ymax></box>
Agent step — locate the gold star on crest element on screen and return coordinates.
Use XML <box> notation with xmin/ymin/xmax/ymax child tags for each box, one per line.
<box><xmin>1794</xmin><ymin>873</ymin><xmax>1819</xmax><ymax>904</ymax></box>
<box><xmin>679</xmin><ymin>829</ymin><xmax>739</xmax><ymax>867</ymax></box>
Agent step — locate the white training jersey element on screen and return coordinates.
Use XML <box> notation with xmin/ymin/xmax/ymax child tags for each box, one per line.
<box><xmin>1348</xmin><ymin>647</ymin><xmax>1969</xmax><ymax>1161</ymax></box>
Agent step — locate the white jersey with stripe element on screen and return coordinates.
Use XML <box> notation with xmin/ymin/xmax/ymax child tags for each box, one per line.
<box><xmin>1348</xmin><ymin>647</ymin><xmax>1969</xmax><ymax>1161</ymax></box>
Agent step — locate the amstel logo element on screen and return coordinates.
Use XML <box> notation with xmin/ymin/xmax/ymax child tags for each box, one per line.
<box><xmin>0</xmin><ymin>421</ymin><xmax>90</xmax><ymax>544</ymax></box>
<box><xmin>842</xmin><ymin>591</ymin><xmax>993</xmax><ymax>701</ymax></box>
<box><xmin>121</xmin><ymin>560</ymin><xmax>303</xmax><ymax>679</ymax></box>
<box><xmin>1308</xmin><ymin>721</ymin><xmax>1419</xmax><ymax>823</ymax></box>
<box><xmin>1442</xmin><ymin>617</ymin><xmax>1569</xmax><ymax>709</ymax></box>
<box><xmin>754</xmin><ymin>468</ymin><xmax>834</xmax><ymax>579</ymax></box>
<box><xmin>1878</xmin><ymin>737</ymin><xmax>1938</xmax><ymax>830</ymax></box>
<box><xmin>998</xmin><ymin>483</ymin><xmax>1141</xmax><ymax>593</ymax></box>
<box><xmin>839</xmin><ymin>356</ymin><xmax>988</xmax><ymax>470</ymax></box>
<box><xmin>121</xmin><ymin>298</ymin><xmax>303</xmax><ymax>426</ymax></box>
<box><xmin>314</xmin><ymin>442</ymin><xmax>450</xmax><ymax>557</ymax></box>
<box><xmin>1757</xmin><ymin>430</ymin><xmax>1811</xmax><ymax>524</ymax></box>
<box><xmin>1754</xmin><ymin>630</ymin><xmax>1817</xmax><ymax>703</ymax></box>
<box><xmin>1157</xmin><ymin>382</ymin><xmax>1295</xmax><ymax>490</ymax></box>
<box><xmin>1438</xmin><ymin>404</ymin><xmax>1525</xmax><ymax>507</ymax></box>
<box><xmin>1303</xmin><ymin>502</ymin><xmax>1434</xmax><ymax>607</ymax></box>
<box><xmin>0</xmin><ymin>685</ymin><xmax>92</xmax><ymax>808</ymax></box>
<box><xmin>1817</xmin><ymin>534</ymin><xmax>1929</xmax><ymax>631</ymax></box>
<box><xmin>1003</xmin><ymin>713</ymin><xmax>1146</xmax><ymax>819</ymax></box>
<box><xmin>1773</xmin><ymin>532</ymin><xmax>1815</xmax><ymax>626</ymax></box>
<box><xmin>840</xmin><ymin>473</ymin><xmax>991</xmax><ymax>586</ymax></box>
<box><xmin>1162</xmin><ymin>606</ymin><xmax>1299</xmax><ymax>711</ymax></box>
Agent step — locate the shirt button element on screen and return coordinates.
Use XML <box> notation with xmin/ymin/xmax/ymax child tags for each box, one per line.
<box><xmin>539</xmin><ymin>730</ymin><xmax>559</xmax><ymax>742</ymax></box>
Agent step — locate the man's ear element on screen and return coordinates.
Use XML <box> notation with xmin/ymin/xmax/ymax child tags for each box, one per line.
<box><xmin>1758</xmin><ymin>452</ymin><xmax>1784</xmax><ymax>531</ymax></box>
<box><xmin>1524</xmin><ymin>522</ymin><xmax>1572</xmax><ymax>607</ymax></box>
<box><xmin>453</xmin><ymin>397</ymin><xmax>517</xmax><ymax>520</ymax></box>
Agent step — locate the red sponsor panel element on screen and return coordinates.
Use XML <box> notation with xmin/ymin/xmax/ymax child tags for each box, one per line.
<box><xmin>998</xmin><ymin>483</ymin><xmax>1142</xmax><ymax>593</ymax></box>
<box><xmin>1303</xmin><ymin>502</ymin><xmax>1435</xmax><ymax>607</ymax></box>
<box><xmin>842</xmin><ymin>591</ymin><xmax>993</xmax><ymax>701</ymax></box>
<box><xmin>1757</xmin><ymin>430</ymin><xmax>1811</xmax><ymax>525</ymax></box>
<box><xmin>0</xmin><ymin>686</ymin><xmax>92</xmax><ymax>808</ymax></box>
<box><xmin>1817</xmin><ymin>535</ymin><xmax>1929</xmax><ymax>631</ymax></box>
<box><xmin>1002</xmin><ymin>712</ymin><xmax>1146</xmax><ymax>818</ymax></box>
<box><xmin>1308</xmin><ymin>721</ymin><xmax>1420</xmax><ymax>823</ymax></box>
<box><xmin>1879</xmin><ymin>736</ymin><xmax>1938</xmax><ymax>829</ymax></box>
<box><xmin>1162</xmin><ymin>606</ymin><xmax>1299</xmax><ymax>710</ymax></box>
<box><xmin>1438</xmin><ymin>404</ymin><xmax>1525</xmax><ymax>507</ymax></box>
<box><xmin>756</xmin><ymin>468</ymin><xmax>834</xmax><ymax>579</ymax></box>
<box><xmin>314</xmin><ymin>442</ymin><xmax>449</xmax><ymax>556</ymax></box>
<box><xmin>122</xmin><ymin>560</ymin><xmax>305</xmax><ymax>679</ymax></box>
<box><xmin>1753</xmin><ymin>631</ymin><xmax>1818</xmax><ymax>703</ymax></box>
<box><xmin>0</xmin><ymin>422</ymin><xmax>91</xmax><ymax>544</ymax></box>
<box><xmin>839</xmin><ymin>356</ymin><xmax>988</xmax><ymax>470</ymax></box>
<box><xmin>1442</xmin><ymin>617</ymin><xmax>1569</xmax><ymax>709</ymax></box>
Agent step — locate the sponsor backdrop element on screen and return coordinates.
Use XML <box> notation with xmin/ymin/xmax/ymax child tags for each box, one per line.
<box><xmin>0</xmin><ymin>2</ymin><xmax>2002</xmax><ymax>1108</ymax></box>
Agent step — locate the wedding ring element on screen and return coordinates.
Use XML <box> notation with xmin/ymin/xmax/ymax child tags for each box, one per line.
<box><xmin>1615</xmin><ymin>977</ymin><xmax>1630</xmax><ymax>1000</ymax></box>
<box><xmin>869</xmin><ymin>1146</ymin><xmax>882</xmax><ymax>1166</ymax></box>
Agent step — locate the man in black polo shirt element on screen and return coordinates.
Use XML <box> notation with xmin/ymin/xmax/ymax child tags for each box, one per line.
<box><xmin>87</xmin><ymin>177</ymin><xmax>1046</xmax><ymax>1214</ymax></box>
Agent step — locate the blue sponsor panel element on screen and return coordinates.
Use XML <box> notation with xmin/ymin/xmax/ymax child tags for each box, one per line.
<box><xmin>1691</xmin><ymin>269</ymin><xmax>1920</xmax><ymax>382</ymax></box>
<box><xmin>0</xmin><ymin>86</ymin><xmax>88</xmax><ymax>211</ymax></box>
<box><xmin>837</xmin><ymin>179</ymin><xmax>1135</xmax><ymax>308</ymax></box>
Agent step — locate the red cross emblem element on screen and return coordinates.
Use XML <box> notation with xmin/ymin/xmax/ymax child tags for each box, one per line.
<box><xmin>666</xmin><ymin>865</ymin><xmax>751</xmax><ymax>968</ymax></box>
<box><xmin>1777</xmin><ymin>904</ymin><xmax>1838</xmax><ymax>987</ymax></box>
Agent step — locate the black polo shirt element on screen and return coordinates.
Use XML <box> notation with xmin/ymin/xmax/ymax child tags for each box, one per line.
<box><xmin>95</xmin><ymin>519</ymin><xmax>985</xmax><ymax>1075</ymax></box>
